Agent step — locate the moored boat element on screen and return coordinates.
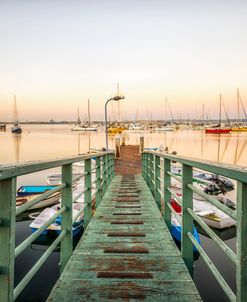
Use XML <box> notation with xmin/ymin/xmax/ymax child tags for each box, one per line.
<box><xmin>171</xmin><ymin>215</ymin><xmax>201</xmax><ymax>252</ymax></box>
<box><xmin>17</xmin><ymin>185</ymin><xmax>57</xmax><ymax>196</ymax></box>
<box><xmin>29</xmin><ymin>204</ymin><xmax>84</xmax><ymax>237</ymax></box>
<box><xmin>171</xmin><ymin>197</ymin><xmax>236</xmax><ymax>229</ymax></box>
<box><xmin>16</xmin><ymin>192</ymin><xmax>60</xmax><ymax>210</ymax></box>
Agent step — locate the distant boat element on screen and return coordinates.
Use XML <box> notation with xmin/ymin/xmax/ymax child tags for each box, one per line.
<box><xmin>0</xmin><ymin>124</ymin><xmax>6</xmax><ymax>131</ymax></box>
<box><xmin>11</xmin><ymin>95</ymin><xmax>22</xmax><ymax>133</ymax></box>
<box><xmin>72</xmin><ymin>99</ymin><xmax>97</xmax><ymax>131</ymax></box>
<box><xmin>153</xmin><ymin>125</ymin><xmax>174</xmax><ymax>132</ymax></box>
<box><xmin>205</xmin><ymin>95</ymin><xmax>231</xmax><ymax>134</ymax></box>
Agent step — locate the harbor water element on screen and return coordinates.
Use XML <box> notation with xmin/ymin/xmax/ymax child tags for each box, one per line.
<box><xmin>0</xmin><ymin>124</ymin><xmax>246</xmax><ymax>302</ymax></box>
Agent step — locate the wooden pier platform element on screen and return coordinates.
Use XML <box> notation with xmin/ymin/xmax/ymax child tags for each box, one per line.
<box><xmin>48</xmin><ymin>175</ymin><xmax>201</xmax><ymax>301</ymax></box>
<box><xmin>115</xmin><ymin>145</ymin><xmax>141</xmax><ymax>175</ymax></box>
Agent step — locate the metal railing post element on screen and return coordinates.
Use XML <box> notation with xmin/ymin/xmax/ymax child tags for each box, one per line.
<box><xmin>95</xmin><ymin>157</ymin><xmax>101</xmax><ymax>208</ymax></box>
<box><xmin>155</xmin><ymin>155</ymin><xmax>161</xmax><ymax>210</ymax></box>
<box><xmin>164</xmin><ymin>158</ymin><xmax>171</xmax><ymax>230</ymax></box>
<box><xmin>106</xmin><ymin>154</ymin><xmax>110</xmax><ymax>188</ymax></box>
<box><xmin>84</xmin><ymin>158</ymin><xmax>92</xmax><ymax>229</ymax></box>
<box><xmin>236</xmin><ymin>181</ymin><xmax>247</xmax><ymax>302</ymax></box>
<box><xmin>182</xmin><ymin>164</ymin><xmax>194</xmax><ymax>276</ymax></box>
<box><xmin>111</xmin><ymin>153</ymin><xmax>115</xmax><ymax>179</ymax></box>
<box><xmin>60</xmin><ymin>164</ymin><xmax>73</xmax><ymax>272</ymax></box>
<box><xmin>101</xmin><ymin>155</ymin><xmax>107</xmax><ymax>196</ymax></box>
<box><xmin>0</xmin><ymin>178</ymin><xmax>16</xmax><ymax>302</ymax></box>
<box><xmin>149</xmin><ymin>154</ymin><xmax>155</xmax><ymax>195</ymax></box>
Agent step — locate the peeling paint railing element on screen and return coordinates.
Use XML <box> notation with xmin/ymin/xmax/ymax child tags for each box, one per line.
<box><xmin>0</xmin><ymin>151</ymin><xmax>115</xmax><ymax>302</ymax></box>
<box><xmin>142</xmin><ymin>151</ymin><xmax>247</xmax><ymax>302</ymax></box>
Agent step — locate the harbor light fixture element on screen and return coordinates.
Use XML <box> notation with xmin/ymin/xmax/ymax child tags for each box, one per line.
<box><xmin>105</xmin><ymin>95</ymin><xmax>125</xmax><ymax>150</ymax></box>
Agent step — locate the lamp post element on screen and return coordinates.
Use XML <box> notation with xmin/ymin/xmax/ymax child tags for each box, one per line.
<box><xmin>105</xmin><ymin>95</ymin><xmax>125</xmax><ymax>150</ymax></box>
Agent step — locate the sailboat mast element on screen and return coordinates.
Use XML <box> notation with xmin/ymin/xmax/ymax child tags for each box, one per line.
<box><xmin>219</xmin><ymin>94</ymin><xmax>222</xmax><ymax>128</ymax></box>
<box><xmin>88</xmin><ymin>99</ymin><xmax>90</xmax><ymax>126</ymax></box>
<box><xmin>14</xmin><ymin>95</ymin><xmax>18</xmax><ymax>123</ymax></box>
<box><xmin>77</xmin><ymin>107</ymin><xmax>81</xmax><ymax>124</ymax></box>
<box><xmin>165</xmin><ymin>96</ymin><xmax>168</xmax><ymax>123</ymax></box>
<box><xmin>237</xmin><ymin>88</ymin><xmax>240</xmax><ymax>125</ymax></box>
<box><xmin>202</xmin><ymin>104</ymin><xmax>205</xmax><ymax>124</ymax></box>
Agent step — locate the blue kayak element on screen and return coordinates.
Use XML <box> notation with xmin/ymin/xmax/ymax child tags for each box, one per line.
<box><xmin>17</xmin><ymin>185</ymin><xmax>57</xmax><ymax>196</ymax></box>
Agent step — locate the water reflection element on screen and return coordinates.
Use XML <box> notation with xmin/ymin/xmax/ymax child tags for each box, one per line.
<box><xmin>12</xmin><ymin>133</ymin><xmax>22</xmax><ymax>163</ymax></box>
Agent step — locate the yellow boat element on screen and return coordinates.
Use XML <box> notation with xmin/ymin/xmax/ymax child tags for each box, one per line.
<box><xmin>108</xmin><ymin>127</ymin><xmax>125</xmax><ymax>134</ymax></box>
<box><xmin>231</xmin><ymin>127</ymin><xmax>247</xmax><ymax>132</ymax></box>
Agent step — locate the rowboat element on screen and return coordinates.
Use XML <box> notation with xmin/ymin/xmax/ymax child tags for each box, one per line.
<box><xmin>171</xmin><ymin>197</ymin><xmax>236</xmax><ymax>229</ymax></box>
<box><xmin>29</xmin><ymin>205</ymin><xmax>84</xmax><ymax>237</ymax></box>
<box><xmin>17</xmin><ymin>185</ymin><xmax>57</xmax><ymax>196</ymax></box>
<box><xmin>171</xmin><ymin>215</ymin><xmax>201</xmax><ymax>252</ymax></box>
<box><xmin>16</xmin><ymin>192</ymin><xmax>60</xmax><ymax>210</ymax></box>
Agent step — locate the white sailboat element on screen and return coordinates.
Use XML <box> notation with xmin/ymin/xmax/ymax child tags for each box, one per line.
<box><xmin>11</xmin><ymin>95</ymin><xmax>22</xmax><ymax>133</ymax></box>
<box><xmin>72</xmin><ymin>99</ymin><xmax>97</xmax><ymax>131</ymax></box>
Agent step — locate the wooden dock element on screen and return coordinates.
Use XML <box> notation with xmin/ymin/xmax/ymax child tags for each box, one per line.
<box><xmin>48</xmin><ymin>175</ymin><xmax>201</xmax><ymax>301</ymax></box>
<box><xmin>115</xmin><ymin>145</ymin><xmax>141</xmax><ymax>175</ymax></box>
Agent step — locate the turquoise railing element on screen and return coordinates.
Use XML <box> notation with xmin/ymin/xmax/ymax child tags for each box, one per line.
<box><xmin>0</xmin><ymin>151</ymin><xmax>115</xmax><ymax>302</ymax></box>
<box><xmin>142</xmin><ymin>151</ymin><xmax>247</xmax><ymax>302</ymax></box>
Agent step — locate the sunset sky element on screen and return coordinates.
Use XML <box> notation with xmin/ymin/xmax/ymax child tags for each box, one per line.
<box><xmin>0</xmin><ymin>0</ymin><xmax>246</xmax><ymax>121</ymax></box>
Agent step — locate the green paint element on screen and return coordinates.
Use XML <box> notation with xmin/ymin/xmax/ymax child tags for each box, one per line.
<box><xmin>95</xmin><ymin>157</ymin><xmax>101</xmax><ymax>208</ymax></box>
<box><xmin>236</xmin><ymin>181</ymin><xmax>247</xmax><ymax>302</ymax></box>
<box><xmin>60</xmin><ymin>164</ymin><xmax>73</xmax><ymax>272</ymax></box>
<box><xmin>84</xmin><ymin>159</ymin><xmax>92</xmax><ymax>229</ymax></box>
<box><xmin>155</xmin><ymin>155</ymin><xmax>161</xmax><ymax>210</ymax></box>
<box><xmin>182</xmin><ymin>164</ymin><xmax>194</xmax><ymax>276</ymax></box>
<box><xmin>164</xmin><ymin>158</ymin><xmax>171</xmax><ymax>230</ymax></box>
<box><xmin>0</xmin><ymin>178</ymin><xmax>16</xmax><ymax>302</ymax></box>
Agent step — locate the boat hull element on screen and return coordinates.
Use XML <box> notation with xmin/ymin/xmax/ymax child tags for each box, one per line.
<box><xmin>17</xmin><ymin>185</ymin><xmax>57</xmax><ymax>196</ymax></box>
<box><xmin>205</xmin><ymin>128</ymin><xmax>231</xmax><ymax>134</ymax></box>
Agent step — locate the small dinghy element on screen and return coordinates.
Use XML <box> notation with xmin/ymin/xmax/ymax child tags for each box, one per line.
<box><xmin>171</xmin><ymin>197</ymin><xmax>236</xmax><ymax>230</ymax></box>
<box><xmin>29</xmin><ymin>204</ymin><xmax>84</xmax><ymax>237</ymax></box>
<box><xmin>16</xmin><ymin>192</ymin><xmax>60</xmax><ymax>210</ymax></box>
<box><xmin>171</xmin><ymin>215</ymin><xmax>201</xmax><ymax>253</ymax></box>
<box><xmin>17</xmin><ymin>185</ymin><xmax>57</xmax><ymax>196</ymax></box>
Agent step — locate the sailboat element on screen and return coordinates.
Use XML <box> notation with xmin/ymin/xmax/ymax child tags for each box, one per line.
<box><xmin>205</xmin><ymin>94</ymin><xmax>231</xmax><ymax>134</ymax></box>
<box><xmin>154</xmin><ymin>97</ymin><xmax>176</xmax><ymax>131</ymax></box>
<box><xmin>231</xmin><ymin>89</ymin><xmax>247</xmax><ymax>132</ymax></box>
<box><xmin>72</xmin><ymin>99</ymin><xmax>97</xmax><ymax>131</ymax></box>
<box><xmin>11</xmin><ymin>95</ymin><xmax>22</xmax><ymax>134</ymax></box>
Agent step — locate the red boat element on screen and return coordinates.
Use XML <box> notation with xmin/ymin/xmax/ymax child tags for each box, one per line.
<box><xmin>205</xmin><ymin>128</ymin><xmax>231</xmax><ymax>134</ymax></box>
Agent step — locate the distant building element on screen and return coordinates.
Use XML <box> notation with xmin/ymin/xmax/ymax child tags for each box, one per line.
<box><xmin>50</xmin><ymin>118</ymin><xmax>55</xmax><ymax>124</ymax></box>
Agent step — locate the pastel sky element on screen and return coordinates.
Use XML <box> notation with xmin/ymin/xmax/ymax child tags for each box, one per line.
<box><xmin>0</xmin><ymin>0</ymin><xmax>246</xmax><ymax>121</ymax></box>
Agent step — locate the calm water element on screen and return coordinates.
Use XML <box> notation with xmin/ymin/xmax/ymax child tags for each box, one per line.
<box><xmin>1</xmin><ymin>125</ymin><xmax>246</xmax><ymax>301</ymax></box>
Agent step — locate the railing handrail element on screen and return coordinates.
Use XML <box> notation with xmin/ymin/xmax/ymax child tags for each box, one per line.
<box><xmin>142</xmin><ymin>151</ymin><xmax>247</xmax><ymax>302</ymax></box>
<box><xmin>0</xmin><ymin>151</ymin><xmax>115</xmax><ymax>302</ymax></box>
<box><xmin>143</xmin><ymin>150</ymin><xmax>247</xmax><ymax>183</ymax></box>
<box><xmin>0</xmin><ymin>151</ymin><xmax>114</xmax><ymax>180</ymax></box>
